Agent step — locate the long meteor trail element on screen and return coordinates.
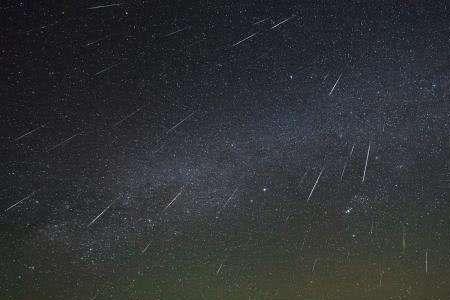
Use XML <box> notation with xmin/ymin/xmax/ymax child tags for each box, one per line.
<box><xmin>362</xmin><ymin>143</ymin><xmax>371</xmax><ymax>182</ymax></box>
<box><xmin>307</xmin><ymin>166</ymin><xmax>325</xmax><ymax>202</ymax></box>
<box><xmin>271</xmin><ymin>16</ymin><xmax>296</xmax><ymax>29</ymax></box>
<box><xmin>14</xmin><ymin>125</ymin><xmax>44</xmax><ymax>141</ymax></box>
<box><xmin>232</xmin><ymin>33</ymin><xmax>258</xmax><ymax>47</ymax></box>
<box><xmin>88</xmin><ymin>201</ymin><xmax>114</xmax><ymax>227</ymax></box>
<box><xmin>6</xmin><ymin>191</ymin><xmax>38</xmax><ymax>211</ymax></box>
<box><xmin>166</xmin><ymin>111</ymin><xmax>195</xmax><ymax>134</ymax></box>
<box><xmin>47</xmin><ymin>132</ymin><xmax>82</xmax><ymax>152</ymax></box>
<box><xmin>87</xmin><ymin>3</ymin><xmax>123</xmax><ymax>10</ymax></box>
<box><xmin>329</xmin><ymin>72</ymin><xmax>343</xmax><ymax>95</ymax></box>
<box><xmin>163</xmin><ymin>189</ymin><xmax>183</xmax><ymax>212</ymax></box>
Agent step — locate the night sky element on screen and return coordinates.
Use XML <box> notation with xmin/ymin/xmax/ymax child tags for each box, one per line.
<box><xmin>2</xmin><ymin>1</ymin><xmax>450</xmax><ymax>299</ymax></box>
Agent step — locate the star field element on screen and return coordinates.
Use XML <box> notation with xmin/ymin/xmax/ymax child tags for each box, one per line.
<box><xmin>1</xmin><ymin>1</ymin><xmax>450</xmax><ymax>299</ymax></box>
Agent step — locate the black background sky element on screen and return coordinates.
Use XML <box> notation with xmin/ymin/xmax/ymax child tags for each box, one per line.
<box><xmin>1</xmin><ymin>1</ymin><xmax>450</xmax><ymax>299</ymax></box>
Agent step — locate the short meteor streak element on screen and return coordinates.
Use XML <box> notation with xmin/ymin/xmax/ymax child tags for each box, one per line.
<box><xmin>87</xmin><ymin>3</ymin><xmax>122</xmax><ymax>10</ymax></box>
<box><xmin>362</xmin><ymin>143</ymin><xmax>371</xmax><ymax>182</ymax></box>
<box><xmin>166</xmin><ymin>111</ymin><xmax>195</xmax><ymax>134</ymax></box>
<box><xmin>163</xmin><ymin>189</ymin><xmax>183</xmax><ymax>212</ymax></box>
<box><xmin>6</xmin><ymin>191</ymin><xmax>38</xmax><ymax>211</ymax></box>
<box><xmin>306</xmin><ymin>166</ymin><xmax>325</xmax><ymax>202</ymax></box>
<box><xmin>216</xmin><ymin>262</ymin><xmax>224</xmax><ymax>275</ymax></box>
<box><xmin>220</xmin><ymin>187</ymin><xmax>238</xmax><ymax>212</ymax></box>
<box><xmin>340</xmin><ymin>143</ymin><xmax>355</xmax><ymax>181</ymax></box>
<box><xmin>253</xmin><ymin>17</ymin><xmax>270</xmax><ymax>25</ymax></box>
<box><xmin>271</xmin><ymin>16</ymin><xmax>296</xmax><ymax>29</ymax></box>
<box><xmin>312</xmin><ymin>258</ymin><xmax>319</xmax><ymax>274</ymax></box>
<box><xmin>232</xmin><ymin>32</ymin><xmax>258</xmax><ymax>47</ymax></box>
<box><xmin>164</xmin><ymin>27</ymin><xmax>188</xmax><ymax>37</ymax></box>
<box><xmin>88</xmin><ymin>201</ymin><xmax>114</xmax><ymax>227</ymax></box>
<box><xmin>329</xmin><ymin>72</ymin><xmax>343</xmax><ymax>95</ymax></box>
<box><xmin>94</xmin><ymin>62</ymin><xmax>121</xmax><ymax>76</ymax></box>
<box><xmin>141</xmin><ymin>241</ymin><xmax>152</xmax><ymax>254</ymax></box>
<box><xmin>47</xmin><ymin>132</ymin><xmax>81</xmax><ymax>152</ymax></box>
<box><xmin>86</xmin><ymin>35</ymin><xmax>111</xmax><ymax>46</ymax></box>
<box><xmin>113</xmin><ymin>104</ymin><xmax>149</xmax><ymax>127</ymax></box>
<box><xmin>15</xmin><ymin>125</ymin><xmax>44</xmax><ymax>141</ymax></box>
<box><xmin>349</xmin><ymin>144</ymin><xmax>355</xmax><ymax>157</ymax></box>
